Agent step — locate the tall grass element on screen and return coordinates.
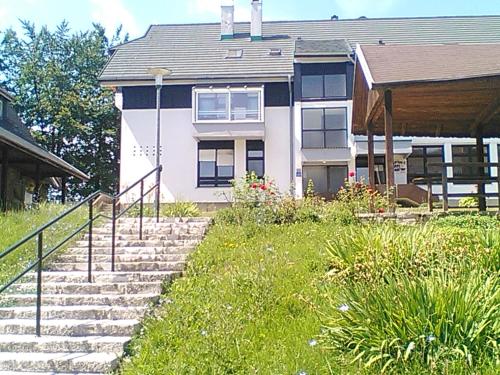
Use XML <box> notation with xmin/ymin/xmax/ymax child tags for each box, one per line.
<box><xmin>0</xmin><ymin>204</ymin><xmax>87</xmax><ymax>286</ymax></box>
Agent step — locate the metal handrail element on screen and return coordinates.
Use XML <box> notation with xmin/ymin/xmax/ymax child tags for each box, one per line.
<box><xmin>0</xmin><ymin>165</ymin><xmax>162</xmax><ymax>336</ymax></box>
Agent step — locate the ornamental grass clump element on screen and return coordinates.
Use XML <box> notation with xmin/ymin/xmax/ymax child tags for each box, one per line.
<box><xmin>322</xmin><ymin>270</ymin><xmax>500</xmax><ymax>372</ymax></box>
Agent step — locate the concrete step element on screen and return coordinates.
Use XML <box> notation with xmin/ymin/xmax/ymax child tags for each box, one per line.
<box><xmin>0</xmin><ymin>305</ymin><xmax>146</xmax><ymax>320</ymax></box>
<box><xmin>0</xmin><ymin>335</ymin><xmax>130</xmax><ymax>353</ymax></box>
<box><xmin>0</xmin><ymin>352</ymin><xmax>119</xmax><ymax>373</ymax></box>
<box><xmin>82</xmin><ymin>234</ymin><xmax>205</xmax><ymax>241</ymax></box>
<box><xmin>65</xmin><ymin>246</ymin><xmax>193</xmax><ymax>255</ymax></box>
<box><xmin>0</xmin><ymin>293</ymin><xmax>159</xmax><ymax>307</ymax></box>
<box><xmin>22</xmin><ymin>271</ymin><xmax>180</xmax><ymax>284</ymax></box>
<box><xmin>0</xmin><ymin>319</ymin><xmax>139</xmax><ymax>336</ymax></box>
<box><xmin>54</xmin><ymin>253</ymin><xmax>187</xmax><ymax>264</ymax></box>
<box><xmin>0</xmin><ymin>372</ymin><xmax>102</xmax><ymax>375</ymax></box>
<box><xmin>9</xmin><ymin>282</ymin><xmax>164</xmax><ymax>295</ymax></box>
<box><xmin>73</xmin><ymin>239</ymin><xmax>201</xmax><ymax>248</ymax></box>
<box><xmin>45</xmin><ymin>261</ymin><xmax>186</xmax><ymax>272</ymax></box>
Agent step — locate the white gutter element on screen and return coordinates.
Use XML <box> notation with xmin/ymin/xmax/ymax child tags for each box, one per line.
<box><xmin>355</xmin><ymin>43</ymin><xmax>375</xmax><ymax>90</ymax></box>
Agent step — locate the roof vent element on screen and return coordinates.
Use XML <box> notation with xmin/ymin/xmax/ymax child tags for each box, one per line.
<box><xmin>226</xmin><ymin>49</ymin><xmax>243</xmax><ymax>59</ymax></box>
<box><xmin>331</xmin><ymin>15</ymin><xmax>339</xmax><ymax>20</ymax></box>
<box><xmin>269</xmin><ymin>48</ymin><xmax>282</xmax><ymax>56</ymax></box>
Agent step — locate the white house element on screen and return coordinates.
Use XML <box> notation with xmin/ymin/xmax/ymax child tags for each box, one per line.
<box><xmin>99</xmin><ymin>1</ymin><xmax>500</xmax><ymax>205</ymax></box>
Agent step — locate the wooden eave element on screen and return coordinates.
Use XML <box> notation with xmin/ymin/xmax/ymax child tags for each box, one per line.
<box><xmin>352</xmin><ymin>65</ymin><xmax>500</xmax><ymax>138</ymax></box>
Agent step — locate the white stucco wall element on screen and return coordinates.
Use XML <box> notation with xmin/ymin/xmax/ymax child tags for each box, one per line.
<box><xmin>119</xmin><ymin>106</ymin><xmax>291</xmax><ymax>203</ymax></box>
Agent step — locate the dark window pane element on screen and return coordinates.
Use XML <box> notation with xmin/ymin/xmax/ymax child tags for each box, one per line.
<box><xmin>303</xmin><ymin>131</ymin><xmax>324</xmax><ymax>148</ymax></box>
<box><xmin>408</xmin><ymin>157</ymin><xmax>425</xmax><ymax>175</ymax></box>
<box><xmin>303</xmin><ymin>166</ymin><xmax>328</xmax><ymax>194</ymax></box>
<box><xmin>426</xmin><ymin>147</ymin><xmax>443</xmax><ymax>156</ymax></box>
<box><xmin>302</xmin><ymin>109</ymin><xmax>323</xmax><ymax>130</ymax></box>
<box><xmin>199</xmin><ymin>162</ymin><xmax>216</xmax><ymax>177</ymax></box>
<box><xmin>302</xmin><ymin>75</ymin><xmax>324</xmax><ymax>98</ymax></box>
<box><xmin>325</xmin><ymin>108</ymin><xmax>347</xmax><ymax>130</ymax></box>
<box><xmin>248</xmin><ymin>160</ymin><xmax>264</xmax><ymax>177</ymax></box>
<box><xmin>325</xmin><ymin>130</ymin><xmax>347</xmax><ymax>148</ymax></box>
<box><xmin>248</xmin><ymin>150</ymin><xmax>263</xmax><ymax>158</ymax></box>
<box><xmin>328</xmin><ymin>166</ymin><xmax>347</xmax><ymax>194</ymax></box>
<box><xmin>325</xmin><ymin>74</ymin><xmax>347</xmax><ymax>97</ymax></box>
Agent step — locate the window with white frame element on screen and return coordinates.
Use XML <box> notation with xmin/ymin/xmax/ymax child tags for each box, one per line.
<box><xmin>194</xmin><ymin>87</ymin><xmax>264</xmax><ymax>123</ymax></box>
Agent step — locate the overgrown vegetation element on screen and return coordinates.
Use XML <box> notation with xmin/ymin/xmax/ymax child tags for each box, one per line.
<box><xmin>118</xmin><ymin>177</ymin><xmax>499</xmax><ymax>374</ymax></box>
<box><xmin>0</xmin><ymin>204</ymin><xmax>87</xmax><ymax>286</ymax></box>
<box><xmin>126</xmin><ymin>201</ymin><xmax>201</xmax><ymax>218</ymax></box>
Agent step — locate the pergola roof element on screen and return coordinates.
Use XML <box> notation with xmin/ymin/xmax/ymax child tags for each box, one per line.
<box><xmin>352</xmin><ymin>43</ymin><xmax>500</xmax><ymax>138</ymax></box>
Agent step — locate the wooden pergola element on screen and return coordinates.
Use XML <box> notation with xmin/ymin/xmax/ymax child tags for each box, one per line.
<box><xmin>352</xmin><ymin>43</ymin><xmax>500</xmax><ymax>211</ymax></box>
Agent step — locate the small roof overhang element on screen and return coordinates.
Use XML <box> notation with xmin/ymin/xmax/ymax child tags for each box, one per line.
<box><xmin>0</xmin><ymin>127</ymin><xmax>89</xmax><ymax>181</ymax></box>
<box><xmin>352</xmin><ymin>43</ymin><xmax>500</xmax><ymax>138</ymax></box>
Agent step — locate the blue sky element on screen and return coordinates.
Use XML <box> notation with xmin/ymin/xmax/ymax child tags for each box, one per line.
<box><xmin>1</xmin><ymin>0</ymin><xmax>499</xmax><ymax>38</ymax></box>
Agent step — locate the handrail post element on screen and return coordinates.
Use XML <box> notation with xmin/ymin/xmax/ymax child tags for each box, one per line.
<box><xmin>88</xmin><ymin>198</ymin><xmax>93</xmax><ymax>283</ymax></box>
<box><xmin>497</xmin><ymin>163</ymin><xmax>500</xmax><ymax>213</ymax></box>
<box><xmin>111</xmin><ymin>198</ymin><xmax>116</xmax><ymax>272</ymax></box>
<box><xmin>156</xmin><ymin>166</ymin><xmax>162</xmax><ymax>223</ymax></box>
<box><xmin>35</xmin><ymin>232</ymin><xmax>43</xmax><ymax>337</ymax></box>
<box><xmin>442</xmin><ymin>164</ymin><xmax>449</xmax><ymax>212</ymax></box>
<box><xmin>139</xmin><ymin>180</ymin><xmax>144</xmax><ymax>240</ymax></box>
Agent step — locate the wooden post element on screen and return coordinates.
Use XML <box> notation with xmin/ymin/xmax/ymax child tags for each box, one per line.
<box><xmin>384</xmin><ymin>90</ymin><xmax>396</xmax><ymax>212</ymax></box>
<box><xmin>442</xmin><ymin>164</ymin><xmax>449</xmax><ymax>212</ymax></box>
<box><xmin>496</xmin><ymin>162</ymin><xmax>500</xmax><ymax>213</ymax></box>
<box><xmin>427</xmin><ymin>178</ymin><xmax>433</xmax><ymax>212</ymax></box>
<box><xmin>476</xmin><ymin>131</ymin><xmax>487</xmax><ymax>212</ymax></box>
<box><xmin>0</xmin><ymin>148</ymin><xmax>9</xmax><ymax>211</ymax></box>
<box><xmin>34</xmin><ymin>163</ymin><xmax>41</xmax><ymax>204</ymax></box>
<box><xmin>61</xmin><ymin>176</ymin><xmax>67</xmax><ymax>205</ymax></box>
<box><xmin>367</xmin><ymin>123</ymin><xmax>376</xmax><ymax>213</ymax></box>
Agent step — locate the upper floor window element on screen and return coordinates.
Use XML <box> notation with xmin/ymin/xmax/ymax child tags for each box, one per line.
<box><xmin>302</xmin><ymin>74</ymin><xmax>347</xmax><ymax>99</ymax></box>
<box><xmin>407</xmin><ymin>146</ymin><xmax>444</xmax><ymax>183</ymax></box>
<box><xmin>194</xmin><ymin>87</ymin><xmax>264</xmax><ymax>123</ymax></box>
<box><xmin>452</xmin><ymin>145</ymin><xmax>490</xmax><ymax>181</ymax></box>
<box><xmin>302</xmin><ymin>107</ymin><xmax>348</xmax><ymax>148</ymax></box>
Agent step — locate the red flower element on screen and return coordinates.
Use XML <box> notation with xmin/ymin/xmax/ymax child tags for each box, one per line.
<box><xmin>378</xmin><ymin>208</ymin><xmax>385</xmax><ymax>213</ymax></box>
<box><xmin>260</xmin><ymin>184</ymin><xmax>267</xmax><ymax>191</ymax></box>
<box><xmin>251</xmin><ymin>183</ymin><xmax>258</xmax><ymax>189</ymax></box>
<box><xmin>349</xmin><ymin>171</ymin><xmax>356</xmax><ymax>178</ymax></box>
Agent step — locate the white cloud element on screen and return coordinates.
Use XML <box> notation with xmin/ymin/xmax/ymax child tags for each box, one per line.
<box><xmin>188</xmin><ymin>0</ymin><xmax>251</xmax><ymax>22</ymax></box>
<box><xmin>0</xmin><ymin>5</ymin><xmax>8</xmax><ymax>20</ymax></box>
<box><xmin>89</xmin><ymin>0</ymin><xmax>141</xmax><ymax>37</ymax></box>
<box><xmin>333</xmin><ymin>0</ymin><xmax>397</xmax><ymax>18</ymax></box>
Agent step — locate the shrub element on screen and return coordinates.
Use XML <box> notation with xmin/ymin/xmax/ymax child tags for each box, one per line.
<box><xmin>458</xmin><ymin>196</ymin><xmax>479</xmax><ymax>208</ymax></box>
<box><xmin>126</xmin><ymin>201</ymin><xmax>200</xmax><ymax>218</ymax></box>
<box><xmin>337</xmin><ymin>177</ymin><xmax>389</xmax><ymax>214</ymax></box>
<box><xmin>322</xmin><ymin>271</ymin><xmax>500</xmax><ymax>372</ymax></box>
<box><xmin>430</xmin><ymin>213</ymin><xmax>499</xmax><ymax>230</ymax></box>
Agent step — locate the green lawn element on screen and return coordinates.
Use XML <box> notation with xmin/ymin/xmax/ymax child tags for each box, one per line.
<box><xmin>0</xmin><ymin>204</ymin><xmax>87</xmax><ymax>287</ymax></box>
<box><xmin>118</xmin><ymin>214</ymin><xmax>499</xmax><ymax>375</ymax></box>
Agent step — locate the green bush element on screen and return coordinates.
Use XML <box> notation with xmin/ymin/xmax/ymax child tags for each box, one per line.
<box><xmin>430</xmin><ymin>213</ymin><xmax>499</xmax><ymax>230</ymax></box>
<box><xmin>325</xmin><ymin>223</ymin><xmax>499</xmax><ymax>284</ymax></box>
<box><xmin>458</xmin><ymin>196</ymin><xmax>479</xmax><ymax>208</ymax></box>
<box><xmin>322</xmin><ymin>271</ymin><xmax>499</xmax><ymax>372</ymax></box>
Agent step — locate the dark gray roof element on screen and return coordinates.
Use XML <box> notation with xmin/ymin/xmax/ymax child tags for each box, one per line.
<box><xmin>295</xmin><ymin>39</ymin><xmax>352</xmax><ymax>56</ymax></box>
<box><xmin>0</xmin><ymin>90</ymin><xmax>39</xmax><ymax>147</ymax></box>
<box><xmin>100</xmin><ymin>15</ymin><xmax>500</xmax><ymax>83</ymax></box>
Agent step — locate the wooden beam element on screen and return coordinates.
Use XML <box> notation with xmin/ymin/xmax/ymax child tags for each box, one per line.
<box><xmin>61</xmin><ymin>177</ymin><xmax>67</xmax><ymax>205</ymax></box>
<box><xmin>384</xmin><ymin>90</ymin><xmax>396</xmax><ymax>212</ymax></box>
<box><xmin>367</xmin><ymin>123</ymin><xmax>375</xmax><ymax>189</ymax></box>
<box><xmin>470</xmin><ymin>96</ymin><xmax>500</xmax><ymax>136</ymax></box>
<box><xmin>0</xmin><ymin>148</ymin><xmax>9</xmax><ymax>211</ymax></box>
<box><xmin>34</xmin><ymin>163</ymin><xmax>41</xmax><ymax>204</ymax></box>
<box><xmin>365</xmin><ymin>91</ymin><xmax>384</xmax><ymax>126</ymax></box>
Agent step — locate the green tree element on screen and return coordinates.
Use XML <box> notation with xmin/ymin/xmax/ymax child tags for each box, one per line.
<box><xmin>0</xmin><ymin>21</ymin><xmax>128</xmax><ymax>197</ymax></box>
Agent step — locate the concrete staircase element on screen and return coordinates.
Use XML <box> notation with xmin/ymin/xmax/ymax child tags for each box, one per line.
<box><xmin>0</xmin><ymin>217</ymin><xmax>210</xmax><ymax>374</ymax></box>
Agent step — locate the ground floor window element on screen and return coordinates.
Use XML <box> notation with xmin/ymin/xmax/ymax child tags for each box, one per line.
<box><xmin>451</xmin><ymin>145</ymin><xmax>490</xmax><ymax>181</ymax></box>
<box><xmin>246</xmin><ymin>140</ymin><xmax>264</xmax><ymax>178</ymax></box>
<box><xmin>302</xmin><ymin>165</ymin><xmax>347</xmax><ymax>197</ymax></box>
<box><xmin>407</xmin><ymin>146</ymin><xmax>444</xmax><ymax>183</ymax></box>
<box><xmin>355</xmin><ymin>156</ymin><xmax>386</xmax><ymax>184</ymax></box>
<box><xmin>198</xmin><ymin>141</ymin><xmax>234</xmax><ymax>187</ymax></box>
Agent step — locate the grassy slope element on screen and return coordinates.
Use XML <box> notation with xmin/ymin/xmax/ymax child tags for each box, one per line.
<box><xmin>0</xmin><ymin>204</ymin><xmax>87</xmax><ymax>286</ymax></box>
<box><xmin>120</xmin><ymin>222</ymin><xmax>346</xmax><ymax>375</ymax></box>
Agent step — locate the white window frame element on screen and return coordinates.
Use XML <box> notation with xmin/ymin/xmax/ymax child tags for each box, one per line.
<box><xmin>193</xmin><ymin>86</ymin><xmax>265</xmax><ymax>124</ymax></box>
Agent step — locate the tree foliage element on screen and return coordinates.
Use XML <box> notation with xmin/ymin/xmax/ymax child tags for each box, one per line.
<box><xmin>0</xmin><ymin>21</ymin><xmax>128</xmax><ymax>197</ymax></box>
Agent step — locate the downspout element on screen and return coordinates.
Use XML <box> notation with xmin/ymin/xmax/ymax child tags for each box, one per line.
<box><xmin>288</xmin><ymin>74</ymin><xmax>295</xmax><ymax>194</ymax></box>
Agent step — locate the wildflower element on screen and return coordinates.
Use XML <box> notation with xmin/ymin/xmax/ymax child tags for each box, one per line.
<box><xmin>308</xmin><ymin>339</ymin><xmax>318</xmax><ymax>347</ymax></box>
<box><xmin>407</xmin><ymin>342</ymin><xmax>415</xmax><ymax>351</ymax></box>
<box><xmin>338</xmin><ymin>304</ymin><xmax>350</xmax><ymax>312</ymax></box>
<box><xmin>260</xmin><ymin>184</ymin><xmax>267</xmax><ymax>191</ymax></box>
<box><xmin>378</xmin><ymin>208</ymin><xmax>385</xmax><ymax>213</ymax></box>
<box><xmin>427</xmin><ymin>335</ymin><xmax>436</xmax><ymax>342</ymax></box>
<box><xmin>200</xmin><ymin>329</ymin><xmax>207</xmax><ymax>337</ymax></box>
<box><xmin>251</xmin><ymin>183</ymin><xmax>258</xmax><ymax>189</ymax></box>
<box><xmin>297</xmin><ymin>372</ymin><xmax>308</xmax><ymax>375</ymax></box>
<box><xmin>349</xmin><ymin>171</ymin><xmax>355</xmax><ymax>177</ymax></box>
